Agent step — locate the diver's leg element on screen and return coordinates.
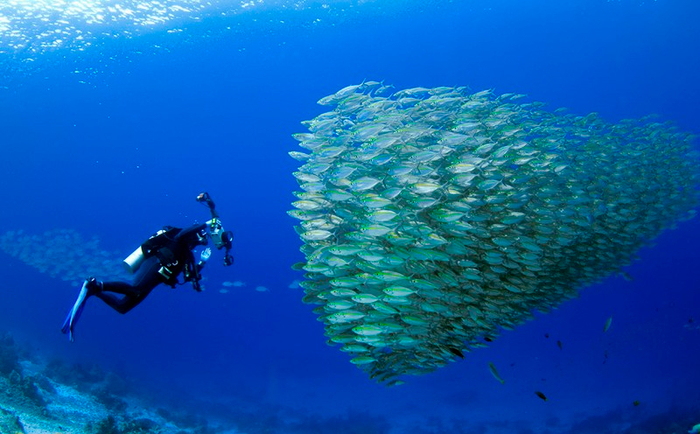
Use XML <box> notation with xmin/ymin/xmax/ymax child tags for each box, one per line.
<box><xmin>94</xmin><ymin>291</ymin><xmax>152</xmax><ymax>314</ymax></box>
<box><xmin>99</xmin><ymin>257</ymin><xmax>162</xmax><ymax>296</ymax></box>
<box><xmin>95</xmin><ymin>277</ymin><xmax>160</xmax><ymax>314</ymax></box>
<box><xmin>61</xmin><ymin>278</ymin><xmax>100</xmax><ymax>341</ymax></box>
<box><xmin>99</xmin><ymin>281</ymin><xmax>140</xmax><ymax>297</ymax></box>
<box><xmin>94</xmin><ymin>257</ymin><xmax>164</xmax><ymax>314</ymax></box>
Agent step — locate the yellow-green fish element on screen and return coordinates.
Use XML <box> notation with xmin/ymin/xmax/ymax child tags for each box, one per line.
<box><xmin>326</xmin><ymin>300</ymin><xmax>354</xmax><ymax>310</ymax></box>
<box><xmin>352</xmin><ymin>325</ymin><xmax>384</xmax><ymax>336</ymax></box>
<box><xmin>383</xmin><ymin>286</ymin><xmax>415</xmax><ymax>297</ymax></box>
<box><xmin>604</xmin><ymin>316</ymin><xmax>613</xmax><ymax>333</ymax></box>
<box><xmin>351</xmin><ymin>294</ymin><xmax>379</xmax><ymax>304</ymax></box>
<box><xmin>488</xmin><ymin>362</ymin><xmax>505</xmax><ymax>384</ymax></box>
<box><xmin>350</xmin><ymin>356</ymin><xmax>376</xmax><ymax>365</ymax></box>
<box><xmin>327</xmin><ymin>310</ymin><xmax>365</xmax><ymax>324</ymax></box>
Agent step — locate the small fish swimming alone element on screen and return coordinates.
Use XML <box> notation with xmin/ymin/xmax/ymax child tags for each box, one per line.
<box><xmin>604</xmin><ymin>316</ymin><xmax>613</xmax><ymax>333</ymax></box>
<box><xmin>448</xmin><ymin>347</ymin><xmax>464</xmax><ymax>359</ymax></box>
<box><xmin>488</xmin><ymin>362</ymin><xmax>505</xmax><ymax>384</ymax></box>
<box><xmin>535</xmin><ymin>391</ymin><xmax>548</xmax><ymax>402</ymax></box>
<box><xmin>556</xmin><ymin>340</ymin><xmax>563</xmax><ymax>350</ymax></box>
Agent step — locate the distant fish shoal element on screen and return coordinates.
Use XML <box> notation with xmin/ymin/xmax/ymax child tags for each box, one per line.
<box><xmin>0</xmin><ymin>228</ymin><xmax>129</xmax><ymax>283</ymax></box>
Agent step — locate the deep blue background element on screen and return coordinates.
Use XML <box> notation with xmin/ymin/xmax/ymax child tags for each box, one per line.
<box><xmin>1</xmin><ymin>0</ymin><xmax>699</xmax><ymax>432</ymax></box>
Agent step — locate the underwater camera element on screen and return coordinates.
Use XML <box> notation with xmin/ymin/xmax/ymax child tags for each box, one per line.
<box><xmin>210</xmin><ymin>224</ymin><xmax>234</xmax><ymax>267</ymax></box>
<box><xmin>196</xmin><ymin>191</ymin><xmax>219</xmax><ymax>218</ymax></box>
<box><xmin>207</xmin><ymin>219</ymin><xmax>230</xmax><ymax>249</ymax></box>
<box><xmin>198</xmin><ymin>192</ymin><xmax>234</xmax><ymax>265</ymax></box>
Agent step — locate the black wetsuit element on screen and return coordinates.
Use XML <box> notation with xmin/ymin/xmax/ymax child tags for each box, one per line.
<box><xmin>95</xmin><ymin>223</ymin><xmax>207</xmax><ymax>314</ymax></box>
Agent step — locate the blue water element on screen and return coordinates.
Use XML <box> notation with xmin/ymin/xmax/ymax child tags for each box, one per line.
<box><xmin>1</xmin><ymin>0</ymin><xmax>700</xmax><ymax>432</ymax></box>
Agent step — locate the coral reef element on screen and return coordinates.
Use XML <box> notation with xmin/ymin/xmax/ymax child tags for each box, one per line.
<box><xmin>92</xmin><ymin>387</ymin><xmax>128</xmax><ymax>413</ymax></box>
<box><xmin>90</xmin><ymin>415</ymin><xmax>164</xmax><ymax>434</ymax></box>
<box><xmin>45</xmin><ymin>358</ymin><xmax>108</xmax><ymax>390</ymax></box>
<box><xmin>0</xmin><ymin>330</ymin><xmax>227</xmax><ymax>433</ymax></box>
<box><xmin>7</xmin><ymin>371</ymin><xmax>47</xmax><ymax>409</ymax></box>
<box><xmin>0</xmin><ymin>407</ymin><xmax>25</xmax><ymax>434</ymax></box>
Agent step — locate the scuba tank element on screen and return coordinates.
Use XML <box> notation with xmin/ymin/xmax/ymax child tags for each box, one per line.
<box><xmin>122</xmin><ymin>228</ymin><xmax>176</xmax><ymax>274</ymax></box>
<box><xmin>123</xmin><ymin>246</ymin><xmax>145</xmax><ymax>274</ymax></box>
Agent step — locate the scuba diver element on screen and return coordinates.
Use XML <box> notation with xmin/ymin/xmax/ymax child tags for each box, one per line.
<box><xmin>61</xmin><ymin>192</ymin><xmax>234</xmax><ymax>342</ymax></box>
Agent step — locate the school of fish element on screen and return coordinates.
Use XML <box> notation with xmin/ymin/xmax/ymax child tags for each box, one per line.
<box><xmin>0</xmin><ymin>229</ymin><xmax>129</xmax><ymax>285</ymax></box>
<box><xmin>288</xmin><ymin>82</ymin><xmax>700</xmax><ymax>384</ymax></box>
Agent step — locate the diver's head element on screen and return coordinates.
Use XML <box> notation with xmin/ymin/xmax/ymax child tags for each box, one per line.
<box><xmin>196</xmin><ymin>227</ymin><xmax>208</xmax><ymax>245</ymax></box>
<box><xmin>207</xmin><ymin>218</ymin><xmax>233</xmax><ymax>250</ymax></box>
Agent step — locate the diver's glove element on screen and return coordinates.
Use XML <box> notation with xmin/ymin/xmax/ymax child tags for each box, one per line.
<box><xmin>200</xmin><ymin>247</ymin><xmax>212</xmax><ymax>263</ymax></box>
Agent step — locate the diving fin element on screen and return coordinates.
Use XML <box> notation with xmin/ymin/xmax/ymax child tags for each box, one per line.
<box><xmin>61</xmin><ymin>279</ymin><xmax>92</xmax><ymax>342</ymax></box>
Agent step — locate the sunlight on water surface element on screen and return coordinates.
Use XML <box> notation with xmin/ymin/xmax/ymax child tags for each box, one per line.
<box><xmin>0</xmin><ymin>0</ymin><xmax>265</xmax><ymax>52</ymax></box>
<box><xmin>0</xmin><ymin>0</ymin><xmax>379</xmax><ymax>53</ymax></box>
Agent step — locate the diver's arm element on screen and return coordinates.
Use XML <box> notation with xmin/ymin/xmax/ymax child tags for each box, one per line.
<box><xmin>194</xmin><ymin>247</ymin><xmax>211</xmax><ymax>275</ymax></box>
<box><xmin>176</xmin><ymin>223</ymin><xmax>207</xmax><ymax>243</ymax></box>
<box><xmin>183</xmin><ymin>252</ymin><xmax>203</xmax><ymax>292</ymax></box>
<box><xmin>183</xmin><ymin>247</ymin><xmax>211</xmax><ymax>292</ymax></box>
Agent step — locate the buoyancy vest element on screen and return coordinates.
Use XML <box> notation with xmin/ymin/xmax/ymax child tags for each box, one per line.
<box><xmin>140</xmin><ymin>227</ymin><xmax>183</xmax><ymax>284</ymax></box>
